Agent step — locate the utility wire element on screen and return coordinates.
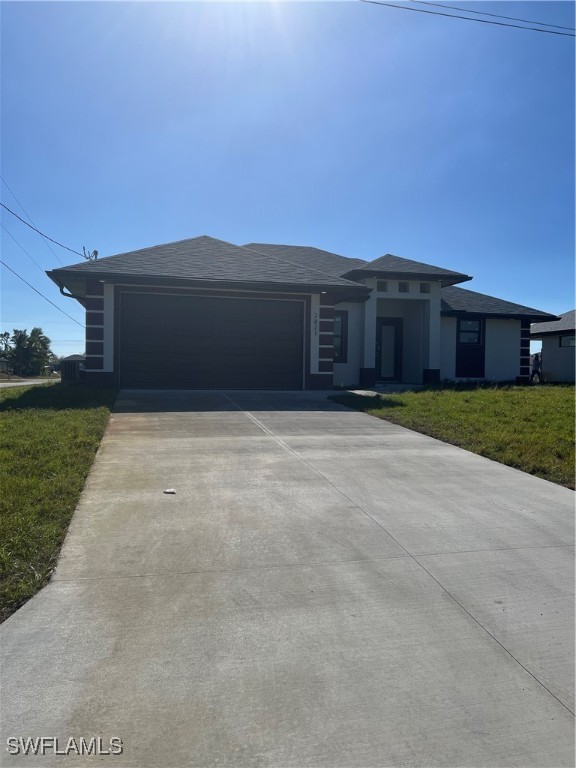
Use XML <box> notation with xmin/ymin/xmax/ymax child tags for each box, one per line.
<box><xmin>360</xmin><ymin>0</ymin><xmax>576</xmax><ymax>36</ymax></box>
<box><xmin>0</xmin><ymin>259</ymin><xmax>84</xmax><ymax>328</ymax></box>
<box><xmin>0</xmin><ymin>177</ymin><xmax>65</xmax><ymax>266</ymax></box>
<box><xmin>0</xmin><ymin>203</ymin><xmax>85</xmax><ymax>258</ymax></box>
<box><xmin>1</xmin><ymin>224</ymin><xmax>46</xmax><ymax>274</ymax></box>
<box><xmin>410</xmin><ymin>0</ymin><xmax>575</xmax><ymax>32</ymax></box>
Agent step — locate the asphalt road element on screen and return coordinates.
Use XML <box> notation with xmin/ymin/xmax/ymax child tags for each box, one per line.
<box><xmin>0</xmin><ymin>378</ymin><xmax>56</xmax><ymax>388</ymax></box>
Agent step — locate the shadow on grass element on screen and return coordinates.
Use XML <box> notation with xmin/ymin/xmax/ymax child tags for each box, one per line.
<box><xmin>0</xmin><ymin>384</ymin><xmax>118</xmax><ymax>412</ymax></box>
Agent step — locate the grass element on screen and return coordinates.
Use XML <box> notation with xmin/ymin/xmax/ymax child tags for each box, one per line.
<box><xmin>333</xmin><ymin>384</ymin><xmax>575</xmax><ymax>489</ymax></box>
<box><xmin>0</xmin><ymin>384</ymin><xmax>117</xmax><ymax>622</ymax></box>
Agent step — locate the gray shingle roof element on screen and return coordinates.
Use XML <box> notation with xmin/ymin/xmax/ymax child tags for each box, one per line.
<box><xmin>49</xmin><ymin>236</ymin><xmax>363</xmax><ymax>290</ymax></box>
<box><xmin>530</xmin><ymin>310</ymin><xmax>575</xmax><ymax>336</ymax></box>
<box><xmin>441</xmin><ymin>286</ymin><xmax>556</xmax><ymax>319</ymax></box>
<box><xmin>343</xmin><ymin>253</ymin><xmax>472</xmax><ymax>286</ymax></box>
<box><xmin>245</xmin><ymin>243</ymin><xmax>367</xmax><ymax>278</ymax></box>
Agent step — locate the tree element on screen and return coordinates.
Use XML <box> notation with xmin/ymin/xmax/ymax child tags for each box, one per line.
<box><xmin>5</xmin><ymin>328</ymin><xmax>53</xmax><ymax>376</ymax></box>
<box><xmin>0</xmin><ymin>332</ymin><xmax>10</xmax><ymax>355</ymax></box>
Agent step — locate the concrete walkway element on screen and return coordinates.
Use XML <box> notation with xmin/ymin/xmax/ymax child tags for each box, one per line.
<box><xmin>1</xmin><ymin>390</ymin><xmax>574</xmax><ymax>767</ymax></box>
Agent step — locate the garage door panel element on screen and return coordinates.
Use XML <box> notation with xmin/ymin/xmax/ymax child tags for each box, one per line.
<box><xmin>120</xmin><ymin>293</ymin><xmax>304</xmax><ymax>389</ymax></box>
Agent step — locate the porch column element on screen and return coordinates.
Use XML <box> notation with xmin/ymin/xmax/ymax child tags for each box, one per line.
<box><xmin>360</xmin><ymin>286</ymin><xmax>377</xmax><ymax>387</ymax></box>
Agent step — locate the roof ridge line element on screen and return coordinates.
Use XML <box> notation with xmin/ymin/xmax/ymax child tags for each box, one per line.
<box><xmin>57</xmin><ymin>234</ymin><xmax>219</xmax><ymax>270</ymax></box>
<box><xmin>247</xmin><ymin>242</ymin><xmax>369</xmax><ymax>267</ymax></box>
<box><xmin>241</xmin><ymin>243</ymin><xmax>364</xmax><ymax>288</ymax></box>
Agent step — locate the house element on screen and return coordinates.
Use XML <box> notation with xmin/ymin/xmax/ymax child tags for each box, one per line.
<box><xmin>46</xmin><ymin>236</ymin><xmax>556</xmax><ymax>390</ymax></box>
<box><xmin>530</xmin><ymin>310</ymin><xmax>575</xmax><ymax>383</ymax></box>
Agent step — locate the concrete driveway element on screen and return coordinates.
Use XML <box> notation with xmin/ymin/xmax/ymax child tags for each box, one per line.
<box><xmin>1</xmin><ymin>390</ymin><xmax>574</xmax><ymax>767</ymax></box>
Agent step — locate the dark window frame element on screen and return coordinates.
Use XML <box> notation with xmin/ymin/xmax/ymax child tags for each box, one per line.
<box><xmin>333</xmin><ymin>310</ymin><xmax>349</xmax><ymax>364</ymax></box>
<box><xmin>458</xmin><ymin>318</ymin><xmax>483</xmax><ymax>345</ymax></box>
<box><xmin>559</xmin><ymin>335</ymin><xmax>576</xmax><ymax>347</ymax></box>
<box><xmin>420</xmin><ymin>282</ymin><xmax>431</xmax><ymax>294</ymax></box>
<box><xmin>377</xmin><ymin>280</ymin><xmax>388</xmax><ymax>292</ymax></box>
<box><xmin>398</xmin><ymin>281</ymin><xmax>409</xmax><ymax>293</ymax></box>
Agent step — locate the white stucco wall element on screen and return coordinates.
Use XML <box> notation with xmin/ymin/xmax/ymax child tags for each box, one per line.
<box><xmin>440</xmin><ymin>317</ymin><xmax>456</xmax><ymax>380</ymax></box>
<box><xmin>541</xmin><ymin>336</ymin><xmax>575</xmax><ymax>382</ymax></box>
<box><xmin>441</xmin><ymin>318</ymin><xmax>521</xmax><ymax>381</ymax></box>
<box><xmin>333</xmin><ymin>301</ymin><xmax>364</xmax><ymax>387</ymax></box>
<box><xmin>484</xmin><ymin>319</ymin><xmax>521</xmax><ymax>381</ymax></box>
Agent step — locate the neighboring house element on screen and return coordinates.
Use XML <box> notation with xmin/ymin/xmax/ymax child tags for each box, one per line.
<box><xmin>46</xmin><ymin>236</ymin><xmax>556</xmax><ymax>390</ymax></box>
<box><xmin>530</xmin><ymin>310</ymin><xmax>575</xmax><ymax>383</ymax></box>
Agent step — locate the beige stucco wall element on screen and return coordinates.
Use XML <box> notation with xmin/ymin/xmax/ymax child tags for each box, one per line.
<box><xmin>541</xmin><ymin>336</ymin><xmax>575</xmax><ymax>382</ymax></box>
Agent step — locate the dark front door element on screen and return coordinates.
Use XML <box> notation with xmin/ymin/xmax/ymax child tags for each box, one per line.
<box><xmin>119</xmin><ymin>292</ymin><xmax>304</xmax><ymax>389</ymax></box>
<box><xmin>376</xmin><ymin>318</ymin><xmax>403</xmax><ymax>382</ymax></box>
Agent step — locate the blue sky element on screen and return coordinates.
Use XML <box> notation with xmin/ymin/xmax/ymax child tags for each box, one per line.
<box><xmin>1</xmin><ymin>0</ymin><xmax>574</xmax><ymax>357</ymax></box>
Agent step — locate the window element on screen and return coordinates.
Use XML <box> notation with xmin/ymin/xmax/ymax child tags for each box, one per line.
<box><xmin>559</xmin><ymin>335</ymin><xmax>576</xmax><ymax>347</ymax></box>
<box><xmin>420</xmin><ymin>283</ymin><xmax>430</xmax><ymax>294</ymax></box>
<box><xmin>333</xmin><ymin>310</ymin><xmax>348</xmax><ymax>363</ymax></box>
<box><xmin>377</xmin><ymin>280</ymin><xmax>388</xmax><ymax>292</ymax></box>
<box><xmin>398</xmin><ymin>282</ymin><xmax>409</xmax><ymax>293</ymax></box>
<box><xmin>458</xmin><ymin>318</ymin><xmax>482</xmax><ymax>344</ymax></box>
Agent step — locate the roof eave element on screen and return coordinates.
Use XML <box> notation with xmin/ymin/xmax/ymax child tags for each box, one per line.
<box><xmin>342</xmin><ymin>269</ymin><xmax>473</xmax><ymax>287</ymax></box>
<box><xmin>530</xmin><ymin>328</ymin><xmax>575</xmax><ymax>339</ymax></box>
<box><xmin>46</xmin><ymin>270</ymin><xmax>88</xmax><ymax>307</ymax></box>
<box><xmin>442</xmin><ymin>310</ymin><xmax>559</xmax><ymax>322</ymax></box>
<box><xmin>48</xmin><ymin>270</ymin><xmax>370</xmax><ymax>297</ymax></box>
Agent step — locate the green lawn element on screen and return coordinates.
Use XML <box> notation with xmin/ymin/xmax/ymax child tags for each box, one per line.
<box><xmin>333</xmin><ymin>384</ymin><xmax>575</xmax><ymax>489</ymax></box>
<box><xmin>0</xmin><ymin>384</ymin><xmax>117</xmax><ymax>622</ymax></box>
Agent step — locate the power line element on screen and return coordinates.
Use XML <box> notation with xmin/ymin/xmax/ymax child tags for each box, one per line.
<box><xmin>1</xmin><ymin>223</ymin><xmax>46</xmax><ymax>274</ymax></box>
<box><xmin>0</xmin><ymin>177</ymin><xmax>65</xmax><ymax>266</ymax></box>
<box><xmin>0</xmin><ymin>320</ymin><xmax>80</xmax><ymax>324</ymax></box>
<box><xmin>360</xmin><ymin>0</ymin><xmax>576</xmax><ymax>36</ymax></box>
<box><xmin>0</xmin><ymin>259</ymin><xmax>84</xmax><ymax>328</ymax></box>
<box><xmin>1</xmin><ymin>320</ymin><xmax>80</xmax><ymax>324</ymax></box>
<box><xmin>0</xmin><ymin>203</ymin><xmax>85</xmax><ymax>258</ymax></box>
<box><xmin>410</xmin><ymin>0</ymin><xmax>576</xmax><ymax>32</ymax></box>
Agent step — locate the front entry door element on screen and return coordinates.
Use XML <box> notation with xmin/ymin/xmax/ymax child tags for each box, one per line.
<box><xmin>376</xmin><ymin>318</ymin><xmax>403</xmax><ymax>382</ymax></box>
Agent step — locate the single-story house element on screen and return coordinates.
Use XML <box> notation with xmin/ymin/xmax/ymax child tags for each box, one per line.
<box><xmin>47</xmin><ymin>236</ymin><xmax>556</xmax><ymax>390</ymax></box>
<box><xmin>530</xmin><ymin>310</ymin><xmax>575</xmax><ymax>383</ymax></box>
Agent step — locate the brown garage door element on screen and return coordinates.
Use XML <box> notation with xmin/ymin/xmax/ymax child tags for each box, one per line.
<box><xmin>119</xmin><ymin>293</ymin><xmax>304</xmax><ymax>389</ymax></box>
